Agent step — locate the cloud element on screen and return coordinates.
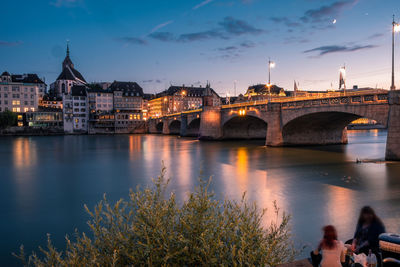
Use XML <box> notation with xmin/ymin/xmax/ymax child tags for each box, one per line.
<box><xmin>142</xmin><ymin>79</ymin><xmax>163</xmax><ymax>83</ymax></box>
<box><xmin>240</xmin><ymin>40</ymin><xmax>256</xmax><ymax>48</ymax></box>
<box><xmin>0</xmin><ymin>41</ymin><xmax>22</xmax><ymax>47</ymax></box>
<box><xmin>50</xmin><ymin>0</ymin><xmax>80</xmax><ymax>7</ymax></box>
<box><xmin>301</xmin><ymin>0</ymin><xmax>358</xmax><ymax>23</ymax></box>
<box><xmin>218</xmin><ymin>46</ymin><xmax>237</xmax><ymax>52</ymax></box>
<box><xmin>367</xmin><ymin>33</ymin><xmax>384</xmax><ymax>40</ymax></box>
<box><xmin>149</xmin><ymin>32</ymin><xmax>175</xmax><ymax>42</ymax></box>
<box><xmin>178</xmin><ymin>30</ymin><xmax>227</xmax><ymax>42</ymax></box>
<box><xmin>135</xmin><ymin>16</ymin><xmax>265</xmax><ymax>45</ymax></box>
<box><xmin>150</xmin><ymin>20</ymin><xmax>174</xmax><ymax>34</ymax></box>
<box><xmin>219</xmin><ymin>16</ymin><xmax>264</xmax><ymax>35</ymax></box>
<box><xmin>116</xmin><ymin>37</ymin><xmax>147</xmax><ymax>45</ymax></box>
<box><xmin>270</xmin><ymin>17</ymin><xmax>301</xmax><ymax>27</ymax></box>
<box><xmin>304</xmin><ymin>44</ymin><xmax>377</xmax><ymax>56</ymax></box>
<box><xmin>193</xmin><ymin>0</ymin><xmax>214</xmax><ymax>10</ymax></box>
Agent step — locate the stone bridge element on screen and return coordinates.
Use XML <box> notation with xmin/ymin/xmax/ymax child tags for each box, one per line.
<box><xmin>148</xmin><ymin>91</ymin><xmax>400</xmax><ymax>160</ymax></box>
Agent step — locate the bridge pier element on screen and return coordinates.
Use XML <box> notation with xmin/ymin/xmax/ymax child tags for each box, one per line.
<box><xmin>180</xmin><ymin>115</ymin><xmax>188</xmax><ymax>137</ymax></box>
<box><xmin>266</xmin><ymin>103</ymin><xmax>284</xmax><ymax>146</ymax></box>
<box><xmin>386</xmin><ymin>91</ymin><xmax>400</xmax><ymax>160</ymax></box>
<box><xmin>199</xmin><ymin>106</ymin><xmax>222</xmax><ymax>140</ymax></box>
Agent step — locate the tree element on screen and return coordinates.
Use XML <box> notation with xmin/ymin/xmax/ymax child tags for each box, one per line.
<box><xmin>15</xmin><ymin>167</ymin><xmax>298</xmax><ymax>266</ymax></box>
<box><xmin>0</xmin><ymin>110</ymin><xmax>17</xmax><ymax>129</ymax></box>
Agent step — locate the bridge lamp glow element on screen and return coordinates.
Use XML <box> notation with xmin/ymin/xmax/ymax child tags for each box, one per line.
<box><xmin>395</xmin><ymin>23</ymin><xmax>400</xmax><ymax>33</ymax></box>
<box><xmin>269</xmin><ymin>61</ymin><xmax>276</xmax><ymax>68</ymax></box>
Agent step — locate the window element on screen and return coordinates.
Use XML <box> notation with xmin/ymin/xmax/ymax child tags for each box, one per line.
<box><xmin>12</xmin><ymin>107</ymin><xmax>20</xmax><ymax>112</ymax></box>
<box><xmin>4</xmin><ymin>94</ymin><xmax>7</xmax><ymax>98</ymax></box>
<box><xmin>12</xmin><ymin>100</ymin><xmax>20</xmax><ymax>105</ymax></box>
<box><xmin>24</xmin><ymin>108</ymin><xmax>28</xmax><ymax>112</ymax></box>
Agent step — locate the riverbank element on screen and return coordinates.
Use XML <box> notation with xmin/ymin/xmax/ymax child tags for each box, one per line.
<box><xmin>0</xmin><ymin>126</ymin><xmax>64</xmax><ymax>136</ymax></box>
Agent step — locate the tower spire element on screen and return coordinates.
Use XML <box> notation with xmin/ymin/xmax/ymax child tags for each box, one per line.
<box><xmin>66</xmin><ymin>40</ymin><xmax>70</xmax><ymax>57</ymax></box>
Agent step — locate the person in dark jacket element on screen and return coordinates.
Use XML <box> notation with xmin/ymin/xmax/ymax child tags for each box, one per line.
<box><xmin>351</xmin><ymin>206</ymin><xmax>386</xmax><ymax>254</ymax></box>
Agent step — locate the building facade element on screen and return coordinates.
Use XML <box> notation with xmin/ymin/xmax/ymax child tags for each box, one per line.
<box><xmin>63</xmin><ymin>85</ymin><xmax>89</xmax><ymax>133</ymax></box>
<box><xmin>148</xmin><ymin>84</ymin><xmax>220</xmax><ymax>118</ymax></box>
<box><xmin>0</xmin><ymin>71</ymin><xmax>45</xmax><ymax>113</ymax></box>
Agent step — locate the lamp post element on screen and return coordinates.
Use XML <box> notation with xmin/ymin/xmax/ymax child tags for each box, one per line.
<box><xmin>268</xmin><ymin>58</ymin><xmax>275</xmax><ymax>85</ymax></box>
<box><xmin>391</xmin><ymin>15</ymin><xmax>400</xmax><ymax>90</ymax></box>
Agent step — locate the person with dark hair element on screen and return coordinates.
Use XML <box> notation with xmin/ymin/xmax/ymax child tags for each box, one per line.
<box><xmin>311</xmin><ymin>225</ymin><xmax>345</xmax><ymax>267</ymax></box>
<box><xmin>351</xmin><ymin>206</ymin><xmax>386</xmax><ymax>254</ymax></box>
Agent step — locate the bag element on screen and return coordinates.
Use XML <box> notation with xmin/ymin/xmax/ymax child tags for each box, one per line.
<box><xmin>310</xmin><ymin>251</ymin><xmax>322</xmax><ymax>267</ymax></box>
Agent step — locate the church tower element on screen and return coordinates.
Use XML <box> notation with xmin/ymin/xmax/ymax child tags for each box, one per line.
<box><xmin>50</xmin><ymin>42</ymin><xmax>87</xmax><ymax>97</ymax></box>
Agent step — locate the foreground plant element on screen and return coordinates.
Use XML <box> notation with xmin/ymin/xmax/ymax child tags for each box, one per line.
<box><xmin>15</xmin><ymin>166</ymin><xmax>298</xmax><ymax>266</ymax></box>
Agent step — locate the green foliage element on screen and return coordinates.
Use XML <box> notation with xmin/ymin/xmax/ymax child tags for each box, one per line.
<box><xmin>15</xmin><ymin>166</ymin><xmax>298</xmax><ymax>266</ymax></box>
<box><xmin>0</xmin><ymin>110</ymin><xmax>17</xmax><ymax>129</ymax></box>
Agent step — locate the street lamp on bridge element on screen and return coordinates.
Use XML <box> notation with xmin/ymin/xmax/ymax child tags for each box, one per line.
<box><xmin>391</xmin><ymin>15</ymin><xmax>400</xmax><ymax>90</ymax></box>
<box><xmin>268</xmin><ymin>58</ymin><xmax>275</xmax><ymax>85</ymax></box>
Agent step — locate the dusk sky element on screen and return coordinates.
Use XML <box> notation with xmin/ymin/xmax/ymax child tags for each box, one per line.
<box><xmin>1</xmin><ymin>0</ymin><xmax>400</xmax><ymax>95</ymax></box>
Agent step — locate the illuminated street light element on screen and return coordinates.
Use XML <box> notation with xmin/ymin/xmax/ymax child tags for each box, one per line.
<box><xmin>391</xmin><ymin>15</ymin><xmax>400</xmax><ymax>90</ymax></box>
<box><xmin>268</xmin><ymin>58</ymin><xmax>275</xmax><ymax>85</ymax></box>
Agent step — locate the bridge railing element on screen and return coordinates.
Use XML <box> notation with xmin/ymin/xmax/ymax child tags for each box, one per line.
<box><xmin>221</xmin><ymin>90</ymin><xmax>388</xmax><ymax>109</ymax></box>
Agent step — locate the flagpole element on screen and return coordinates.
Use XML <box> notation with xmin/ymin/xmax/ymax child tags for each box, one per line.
<box><xmin>391</xmin><ymin>15</ymin><xmax>396</xmax><ymax>90</ymax></box>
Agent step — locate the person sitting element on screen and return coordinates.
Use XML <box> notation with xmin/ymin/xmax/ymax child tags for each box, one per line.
<box><xmin>351</xmin><ymin>206</ymin><xmax>386</xmax><ymax>255</ymax></box>
<box><xmin>312</xmin><ymin>225</ymin><xmax>345</xmax><ymax>267</ymax></box>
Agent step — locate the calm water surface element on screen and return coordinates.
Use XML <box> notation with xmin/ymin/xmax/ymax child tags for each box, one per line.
<box><xmin>1</xmin><ymin>130</ymin><xmax>400</xmax><ymax>265</ymax></box>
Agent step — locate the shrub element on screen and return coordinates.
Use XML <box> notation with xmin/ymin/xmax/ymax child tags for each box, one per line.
<box><xmin>15</xmin><ymin>167</ymin><xmax>298</xmax><ymax>266</ymax></box>
<box><xmin>0</xmin><ymin>110</ymin><xmax>17</xmax><ymax>129</ymax></box>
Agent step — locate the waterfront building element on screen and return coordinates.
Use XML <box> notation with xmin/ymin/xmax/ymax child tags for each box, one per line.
<box><xmin>63</xmin><ymin>85</ymin><xmax>89</xmax><ymax>133</ymax></box>
<box><xmin>50</xmin><ymin>44</ymin><xmax>86</xmax><ymax>98</ymax></box>
<box><xmin>87</xmin><ymin>87</ymin><xmax>114</xmax><ymax>113</ymax></box>
<box><xmin>110</xmin><ymin>81</ymin><xmax>146</xmax><ymax>132</ymax></box>
<box><xmin>148</xmin><ymin>83</ymin><xmax>220</xmax><ymax>118</ymax></box>
<box><xmin>0</xmin><ymin>71</ymin><xmax>45</xmax><ymax>114</ymax></box>
<box><xmin>40</xmin><ymin>95</ymin><xmax>63</xmax><ymax>109</ymax></box>
<box><xmin>25</xmin><ymin>107</ymin><xmax>63</xmax><ymax>128</ymax></box>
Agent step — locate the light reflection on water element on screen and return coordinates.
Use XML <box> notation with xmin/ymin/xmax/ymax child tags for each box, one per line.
<box><xmin>0</xmin><ymin>130</ymin><xmax>399</xmax><ymax>265</ymax></box>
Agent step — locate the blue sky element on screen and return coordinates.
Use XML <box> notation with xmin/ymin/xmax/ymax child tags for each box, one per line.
<box><xmin>1</xmin><ymin>0</ymin><xmax>399</xmax><ymax>95</ymax></box>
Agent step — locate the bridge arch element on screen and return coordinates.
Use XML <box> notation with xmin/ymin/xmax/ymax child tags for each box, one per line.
<box><xmin>222</xmin><ymin>115</ymin><xmax>267</xmax><ymax>139</ymax></box>
<box><xmin>281</xmin><ymin>106</ymin><xmax>388</xmax><ymax>145</ymax></box>
<box><xmin>168</xmin><ymin>119</ymin><xmax>181</xmax><ymax>135</ymax></box>
<box><xmin>155</xmin><ymin>121</ymin><xmax>163</xmax><ymax>133</ymax></box>
<box><xmin>186</xmin><ymin>118</ymin><xmax>200</xmax><ymax>137</ymax></box>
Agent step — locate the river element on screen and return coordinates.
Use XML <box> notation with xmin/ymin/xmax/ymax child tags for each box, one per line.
<box><xmin>0</xmin><ymin>130</ymin><xmax>399</xmax><ymax>265</ymax></box>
